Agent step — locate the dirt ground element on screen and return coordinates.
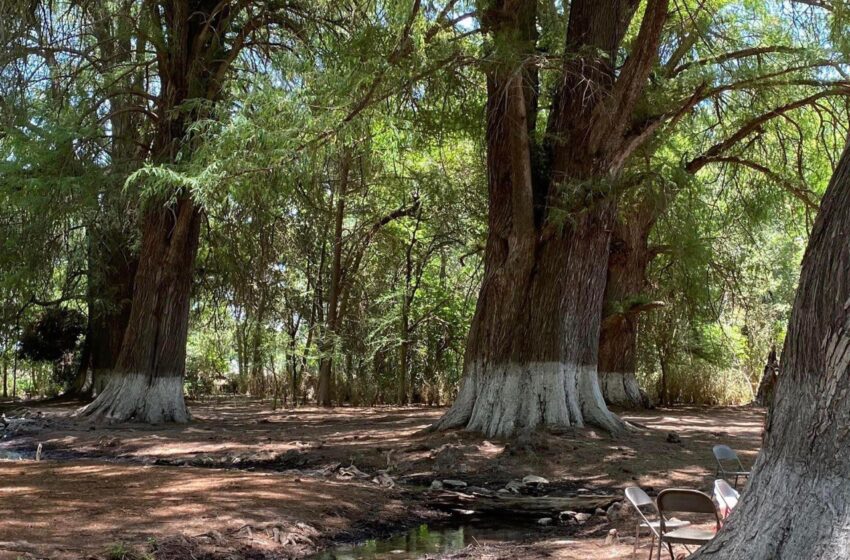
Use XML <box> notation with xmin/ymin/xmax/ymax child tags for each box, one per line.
<box><xmin>0</xmin><ymin>398</ymin><xmax>764</xmax><ymax>560</ymax></box>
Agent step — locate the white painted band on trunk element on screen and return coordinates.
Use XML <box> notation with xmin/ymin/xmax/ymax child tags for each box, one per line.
<box><xmin>78</xmin><ymin>372</ymin><xmax>189</xmax><ymax>423</ymax></box>
<box><xmin>437</xmin><ymin>361</ymin><xmax>625</xmax><ymax>437</ymax></box>
<box><xmin>599</xmin><ymin>371</ymin><xmax>646</xmax><ymax>408</ymax></box>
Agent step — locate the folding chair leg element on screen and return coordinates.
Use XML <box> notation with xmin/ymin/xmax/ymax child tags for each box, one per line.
<box><xmin>633</xmin><ymin>521</ymin><xmax>640</xmax><ymax>560</ymax></box>
<box><xmin>666</xmin><ymin>542</ymin><xmax>675</xmax><ymax>560</ymax></box>
<box><xmin>647</xmin><ymin>534</ymin><xmax>655</xmax><ymax>560</ymax></box>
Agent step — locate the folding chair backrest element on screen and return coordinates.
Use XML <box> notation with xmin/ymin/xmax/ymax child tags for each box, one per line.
<box><xmin>713</xmin><ymin>479</ymin><xmax>740</xmax><ymax>509</ymax></box>
<box><xmin>625</xmin><ymin>486</ymin><xmax>654</xmax><ymax>509</ymax></box>
<box><xmin>625</xmin><ymin>486</ymin><xmax>661</xmax><ymax>538</ymax></box>
<box><xmin>713</xmin><ymin>445</ymin><xmax>743</xmax><ymax>469</ymax></box>
<box><xmin>657</xmin><ymin>489</ymin><xmax>720</xmax><ymax>532</ymax></box>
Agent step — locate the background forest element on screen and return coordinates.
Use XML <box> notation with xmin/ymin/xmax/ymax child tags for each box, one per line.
<box><xmin>0</xmin><ymin>0</ymin><xmax>844</xmax><ymax>408</ymax></box>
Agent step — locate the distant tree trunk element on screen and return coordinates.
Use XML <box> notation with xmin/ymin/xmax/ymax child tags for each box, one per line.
<box><xmin>657</xmin><ymin>344</ymin><xmax>671</xmax><ymax>406</ymax></box>
<box><xmin>598</xmin><ymin>208</ymin><xmax>660</xmax><ymax>409</ymax></box>
<box><xmin>754</xmin><ymin>346</ymin><xmax>779</xmax><ymax>407</ymax></box>
<box><xmin>692</xmin><ymin>131</ymin><xmax>850</xmax><ymax>560</ymax></box>
<box><xmin>289</xmin><ymin>341</ymin><xmax>300</xmax><ymax>407</ymax></box>
<box><xmin>343</xmin><ymin>352</ymin><xmax>354</xmax><ymax>404</ymax></box>
<box><xmin>399</xmin><ymin>295</ymin><xmax>411</xmax><ymax>405</ymax></box>
<box><xmin>250</xmin><ymin>303</ymin><xmax>267</xmax><ymax>397</ymax></box>
<box><xmin>318</xmin><ymin>154</ymin><xmax>350</xmax><ymax>406</ymax></box>
<box><xmin>12</xmin><ymin>336</ymin><xmax>18</xmax><ymax>398</ymax></box>
<box><xmin>2</xmin><ymin>356</ymin><xmax>7</xmax><ymax>398</ymax></box>
<box><xmin>235</xmin><ymin>323</ymin><xmax>247</xmax><ymax>389</ymax></box>
<box><xmin>80</xmin><ymin>197</ymin><xmax>201</xmax><ymax>422</ymax></box>
<box><xmin>436</xmin><ymin>0</ymin><xmax>668</xmax><ymax>437</ymax></box>
<box><xmin>398</xmin><ymin>215</ymin><xmax>419</xmax><ymax>405</ymax></box>
<box><xmin>69</xmin><ymin>335</ymin><xmax>92</xmax><ymax>397</ymax></box>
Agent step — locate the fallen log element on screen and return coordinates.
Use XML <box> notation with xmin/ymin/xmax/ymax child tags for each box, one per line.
<box><xmin>426</xmin><ymin>490</ymin><xmax>619</xmax><ymax>516</ymax></box>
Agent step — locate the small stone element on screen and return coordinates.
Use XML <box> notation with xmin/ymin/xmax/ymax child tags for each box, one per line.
<box><xmin>497</xmin><ymin>488</ymin><xmax>509</xmax><ymax>494</ymax></box>
<box><xmin>372</xmin><ymin>473</ymin><xmax>395</xmax><ymax>488</ymax></box>
<box><xmin>522</xmin><ymin>475</ymin><xmax>549</xmax><ymax>485</ymax></box>
<box><xmin>607</xmin><ymin>501</ymin><xmax>633</xmax><ymax>523</ymax></box>
<box><xmin>430</xmin><ymin>480</ymin><xmax>444</xmax><ymax>490</ymax></box>
<box><xmin>537</xmin><ymin>517</ymin><xmax>553</xmax><ymax>526</ymax></box>
<box><xmin>575</xmin><ymin>513</ymin><xmax>591</xmax><ymax>524</ymax></box>
<box><xmin>558</xmin><ymin>510</ymin><xmax>577</xmax><ymax>524</ymax></box>
<box><xmin>442</xmin><ymin>479</ymin><xmax>467</xmax><ymax>489</ymax></box>
<box><xmin>505</xmin><ymin>480</ymin><xmax>524</xmax><ymax>494</ymax></box>
<box><xmin>576</xmin><ymin>488</ymin><xmax>590</xmax><ymax>494</ymax></box>
<box><xmin>595</xmin><ymin>508</ymin><xmax>606</xmax><ymax>517</ymax></box>
<box><xmin>467</xmin><ymin>486</ymin><xmax>495</xmax><ymax>497</ymax></box>
<box><xmin>605</xmin><ymin>528</ymin><xmax>619</xmax><ymax>545</ymax></box>
<box><xmin>666</xmin><ymin>432</ymin><xmax>681</xmax><ymax>444</ymax></box>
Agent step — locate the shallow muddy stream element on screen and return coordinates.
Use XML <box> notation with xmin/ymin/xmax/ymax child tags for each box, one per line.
<box><xmin>308</xmin><ymin>519</ymin><xmax>557</xmax><ymax>560</ymax></box>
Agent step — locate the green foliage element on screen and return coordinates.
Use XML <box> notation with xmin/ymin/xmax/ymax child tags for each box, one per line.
<box><xmin>18</xmin><ymin>308</ymin><xmax>84</xmax><ymax>363</ymax></box>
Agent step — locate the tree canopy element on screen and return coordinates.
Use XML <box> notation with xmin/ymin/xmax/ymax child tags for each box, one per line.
<box><xmin>0</xmin><ymin>0</ymin><xmax>844</xmax><ymax>416</ymax></box>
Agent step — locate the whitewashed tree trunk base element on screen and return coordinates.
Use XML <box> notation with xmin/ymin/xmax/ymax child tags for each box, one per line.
<box><xmin>77</xmin><ymin>373</ymin><xmax>189</xmax><ymax>423</ymax></box>
<box><xmin>436</xmin><ymin>362</ymin><xmax>626</xmax><ymax>438</ymax></box>
<box><xmin>91</xmin><ymin>369</ymin><xmax>113</xmax><ymax>397</ymax></box>
<box><xmin>600</xmin><ymin>371</ymin><xmax>649</xmax><ymax>409</ymax></box>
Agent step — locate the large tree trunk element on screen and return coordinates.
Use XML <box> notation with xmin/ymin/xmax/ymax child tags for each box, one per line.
<box><xmin>436</xmin><ymin>0</ymin><xmax>668</xmax><ymax>438</ymax></box>
<box><xmin>438</xmin><ymin>202</ymin><xmax>623</xmax><ymax>437</ymax></box>
<box><xmin>79</xmin><ymin>197</ymin><xmax>201</xmax><ymax>422</ymax></box>
<box><xmin>691</xmin><ymin>138</ymin><xmax>850</xmax><ymax>560</ymax></box>
<box><xmin>87</xmin><ymin>226</ymin><xmax>137</xmax><ymax>396</ymax></box>
<box><xmin>75</xmin><ymin>1</ymin><xmax>261</xmax><ymax>422</ymax></box>
<box><xmin>598</xmin><ymin>208</ymin><xmax>659</xmax><ymax>409</ymax></box>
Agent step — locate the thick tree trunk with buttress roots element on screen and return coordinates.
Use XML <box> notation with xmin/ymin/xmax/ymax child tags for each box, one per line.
<box><xmin>437</xmin><ymin>0</ymin><xmax>667</xmax><ymax>437</ymax></box>
<box><xmin>79</xmin><ymin>196</ymin><xmax>201</xmax><ymax>423</ymax></box>
<box><xmin>691</xmin><ymin>140</ymin><xmax>850</xmax><ymax>560</ymax></box>
<box><xmin>437</xmin><ymin>203</ymin><xmax>624</xmax><ymax>437</ymax></box>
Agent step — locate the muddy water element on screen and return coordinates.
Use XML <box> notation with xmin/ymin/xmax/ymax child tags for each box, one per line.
<box><xmin>309</xmin><ymin>520</ymin><xmax>549</xmax><ymax>560</ymax></box>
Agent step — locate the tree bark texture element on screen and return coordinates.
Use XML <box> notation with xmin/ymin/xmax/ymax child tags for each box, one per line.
<box><xmin>754</xmin><ymin>346</ymin><xmax>779</xmax><ymax>407</ymax></box>
<box><xmin>317</xmin><ymin>156</ymin><xmax>349</xmax><ymax>406</ymax></box>
<box><xmin>437</xmin><ymin>0</ymin><xmax>668</xmax><ymax>437</ymax></box>
<box><xmin>81</xmin><ymin>196</ymin><xmax>201</xmax><ymax>422</ymax></box>
<box><xmin>86</xmin><ymin>224</ymin><xmax>137</xmax><ymax>396</ymax></box>
<box><xmin>598</xmin><ymin>203</ymin><xmax>660</xmax><ymax>408</ymax></box>
<box><xmin>691</xmin><ymin>135</ymin><xmax>850</xmax><ymax>560</ymax></box>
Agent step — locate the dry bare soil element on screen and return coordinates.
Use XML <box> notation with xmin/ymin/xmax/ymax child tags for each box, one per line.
<box><xmin>0</xmin><ymin>399</ymin><xmax>764</xmax><ymax>560</ymax></box>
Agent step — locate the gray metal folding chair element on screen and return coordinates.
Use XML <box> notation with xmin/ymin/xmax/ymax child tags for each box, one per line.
<box><xmin>712</xmin><ymin>444</ymin><xmax>750</xmax><ymax>489</ymax></box>
<box><xmin>656</xmin><ymin>488</ymin><xmax>721</xmax><ymax>560</ymax></box>
<box><xmin>624</xmin><ymin>486</ymin><xmax>690</xmax><ymax>560</ymax></box>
